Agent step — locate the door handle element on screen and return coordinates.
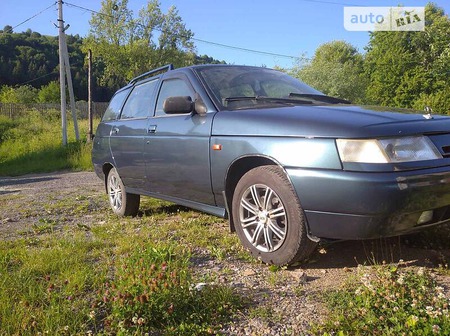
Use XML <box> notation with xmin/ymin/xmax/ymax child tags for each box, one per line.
<box><xmin>111</xmin><ymin>127</ymin><xmax>119</xmax><ymax>135</ymax></box>
<box><xmin>148</xmin><ymin>125</ymin><xmax>157</xmax><ymax>133</ymax></box>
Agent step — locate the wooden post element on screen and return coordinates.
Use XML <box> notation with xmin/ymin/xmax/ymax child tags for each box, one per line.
<box><xmin>87</xmin><ymin>49</ymin><xmax>93</xmax><ymax>142</ymax></box>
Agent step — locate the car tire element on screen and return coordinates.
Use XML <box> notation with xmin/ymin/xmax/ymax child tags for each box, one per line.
<box><xmin>232</xmin><ymin>165</ymin><xmax>317</xmax><ymax>265</ymax></box>
<box><xmin>106</xmin><ymin>167</ymin><xmax>140</xmax><ymax>216</ymax></box>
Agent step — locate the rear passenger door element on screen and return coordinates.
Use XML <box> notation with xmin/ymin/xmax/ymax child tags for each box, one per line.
<box><xmin>109</xmin><ymin>78</ymin><xmax>158</xmax><ymax>189</ymax></box>
<box><xmin>144</xmin><ymin>73</ymin><xmax>215</xmax><ymax>205</ymax></box>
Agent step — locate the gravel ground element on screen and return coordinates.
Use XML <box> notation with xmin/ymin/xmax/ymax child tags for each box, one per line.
<box><xmin>1</xmin><ymin>171</ymin><xmax>450</xmax><ymax>335</ymax></box>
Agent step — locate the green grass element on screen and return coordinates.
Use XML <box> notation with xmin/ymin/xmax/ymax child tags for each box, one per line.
<box><xmin>0</xmin><ymin>199</ymin><xmax>247</xmax><ymax>335</ymax></box>
<box><xmin>0</xmin><ymin>110</ymin><xmax>96</xmax><ymax>176</ymax></box>
<box><xmin>312</xmin><ymin>261</ymin><xmax>450</xmax><ymax>335</ymax></box>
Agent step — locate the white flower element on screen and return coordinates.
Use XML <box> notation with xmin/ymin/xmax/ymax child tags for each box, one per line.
<box><xmin>432</xmin><ymin>325</ymin><xmax>441</xmax><ymax>334</ymax></box>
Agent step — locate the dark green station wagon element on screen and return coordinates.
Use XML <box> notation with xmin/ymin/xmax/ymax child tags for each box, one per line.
<box><xmin>93</xmin><ymin>64</ymin><xmax>450</xmax><ymax>265</ymax></box>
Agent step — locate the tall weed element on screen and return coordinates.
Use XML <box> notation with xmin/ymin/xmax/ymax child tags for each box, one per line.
<box><xmin>0</xmin><ymin>110</ymin><xmax>98</xmax><ymax>175</ymax></box>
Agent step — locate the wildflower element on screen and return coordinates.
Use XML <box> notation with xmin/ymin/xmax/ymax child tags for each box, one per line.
<box><xmin>137</xmin><ymin>317</ymin><xmax>145</xmax><ymax>325</ymax></box>
<box><xmin>397</xmin><ymin>275</ymin><xmax>405</xmax><ymax>285</ymax></box>
<box><xmin>132</xmin><ymin>316</ymin><xmax>138</xmax><ymax>324</ymax></box>
<box><xmin>417</xmin><ymin>268</ymin><xmax>425</xmax><ymax>276</ymax></box>
<box><xmin>88</xmin><ymin>311</ymin><xmax>96</xmax><ymax>319</ymax></box>
<box><xmin>432</xmin><ymin>325</ymin><xmax>441</xmax><ymax>334</ymax></box>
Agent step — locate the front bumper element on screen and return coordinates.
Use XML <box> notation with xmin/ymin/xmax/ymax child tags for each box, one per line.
<box><xmin>287</xmin><ymin>166</ymin><xmax>450</xmax><ymax>240</ymax></box>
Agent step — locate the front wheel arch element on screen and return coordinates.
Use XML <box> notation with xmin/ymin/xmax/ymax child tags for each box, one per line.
<box><xmin>231</xmin><ymin>165</ymin><xmax>317</xmax><ymax>265</ymax></box>
<box><xmin>225</xmin><ymin>156</ymin><xmax>278</xmax><ymax>231</ymax></box>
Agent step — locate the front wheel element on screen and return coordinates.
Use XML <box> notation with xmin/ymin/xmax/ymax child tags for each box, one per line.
<box><xmin>232</xmin><ymin>166</ymin><xmax>317</xmax><ymax>265</ymax></box>
<box><xmin>106</xmin><ymin>167</ymin><xmax>140</xmax><ymax>216</ymax></box>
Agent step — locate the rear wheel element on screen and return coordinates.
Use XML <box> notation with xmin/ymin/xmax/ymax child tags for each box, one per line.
<box><xmin>232</xmin><ymin>166</ymin><xmax>317</xmax><ymax>265</ymax></box>
<box><xmin>106</xmin><ymin>167</ymin><xmax>140</xmax><ymax>216</ymax></box>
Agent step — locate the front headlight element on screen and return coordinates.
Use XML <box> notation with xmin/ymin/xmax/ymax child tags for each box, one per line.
<box><xmin>336</xmin><ymin>136</ymin><xmax>442</xmax><ymax>163</ymax></box>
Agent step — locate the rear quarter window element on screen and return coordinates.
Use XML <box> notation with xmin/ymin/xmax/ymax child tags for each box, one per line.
<box><xmin>120</xmin><ymin>79</ymin><xmax>158</xmax><ymax>119</ymax></box>
<box><xmin>102</xmin><ymin>89</ymin><xmax>131</xmax><ymax>121</ymax></box>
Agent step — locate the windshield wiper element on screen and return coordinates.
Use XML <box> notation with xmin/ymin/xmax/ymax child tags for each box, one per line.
<box><xmin>224</xmin><ymin>96</ymin><xmax>313</xmax><ymax>105</ymax></box>
<box><xmin>288</xmin><ymin>93</ymin><xmax>351</xmax><ymax>104</ymax></box>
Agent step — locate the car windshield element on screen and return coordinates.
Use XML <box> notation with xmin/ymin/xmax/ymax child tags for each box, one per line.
<box><xmin>195</xmin><ymin>66</ymin><xmax>327</xmax><ymax>110</ymax></box>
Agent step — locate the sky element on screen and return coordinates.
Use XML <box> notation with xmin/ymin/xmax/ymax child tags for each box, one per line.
<box><xmin>0</xmin><ymin>0</ymin><xmax>449</xmax><ymax>69</ymax></box>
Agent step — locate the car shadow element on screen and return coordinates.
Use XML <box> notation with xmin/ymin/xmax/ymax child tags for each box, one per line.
<box><xmin>0</xmin><ymin>176</ymin><xmax>58</xmax><ymax>187</ymax></box>
<box><xmin>302</xmin><ymin>234</ymin><xmax>450</xmax><ymax>270</ymax></box>
<box><xmin>139</xmin><ymin>203</ymin><xmax>192</xmax><ymax>216</ymax></box>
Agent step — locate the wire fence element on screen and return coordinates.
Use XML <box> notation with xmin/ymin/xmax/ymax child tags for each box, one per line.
<box><xmin>0</xmin><ymin>102</ymin><xmax>109</xmax><ymax>119</ymax></box>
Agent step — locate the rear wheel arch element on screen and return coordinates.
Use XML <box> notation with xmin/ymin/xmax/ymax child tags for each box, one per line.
<box><xmin>102</xmin><ymin>163</ymin><xmax>114</xmax><ymax>193</ymax></box>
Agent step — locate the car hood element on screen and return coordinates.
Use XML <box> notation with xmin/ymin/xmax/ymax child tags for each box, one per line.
<box><xmin>211</xmin><ymin>105</ymin><xmax>450</xmax><ymax>138</ymax></box>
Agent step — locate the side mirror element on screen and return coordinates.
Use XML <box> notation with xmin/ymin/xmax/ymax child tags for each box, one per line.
<box><xmin>163</xmin><ymin>96</ymin><xmax>194</xmax><ymax>114</ymax></box>
<box><xmin>163</xmin><ymin>95</ymin><xmax>208</xmax><ymax>116</ymax></box>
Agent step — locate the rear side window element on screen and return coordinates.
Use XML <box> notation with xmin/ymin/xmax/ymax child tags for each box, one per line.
<box><xmin>102</xmin><ymin>89</ymin><xmax>131</xmax><ymax>121</ymax></box>
<box><xmin>120</xmin><ymin>79</ymin><xmax>158</xmax><ymax>119</ymax></box>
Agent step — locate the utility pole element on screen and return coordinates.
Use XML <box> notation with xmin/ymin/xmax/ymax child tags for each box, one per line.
<box><xmin>57</xmin><ymin>0</ymin><xmax>79</xmax><ymax>145</ymax></box>
<box><xmin>87</xmin><ymin>49</ymin><xmax>93</xmax><ymax>142</ymax></box>
<box><xmin>62</xmin><ymin>35</ymin><xmax>79</xmax><ymax>141</ymax></box>
<box><xmin>58</xmin><ymin>0</ymin><xmax>67</xmax><ymax>145</ymax></box>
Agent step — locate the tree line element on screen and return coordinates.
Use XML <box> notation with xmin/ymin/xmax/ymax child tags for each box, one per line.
<box><xmin>0</xmin><ymin>0</ymin><xmax>224</xmax><ymax>103</ymax></box>
<box><xmin>289</xmin><ymin>3</ymin><xmax>450</xmax><ymax>114</ymax></box>
<box><xmin>0</xmin><ymin>1</ymin><xmax>448</xmax><ymax>114</ymax></box>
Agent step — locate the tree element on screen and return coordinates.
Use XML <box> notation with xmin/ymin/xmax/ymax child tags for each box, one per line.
<box><xmin>289</xmin><ymin>41</ymin><xmax>367</xmax><ymax>103</ymax></box>
<box><xmin>37</xmin><ymin>81</ymin><xmax>60</xmax><ymax>103</ymax></box>
<box><xmin>364</xmin><ymin>3</ymin><xmax>450</xmax><ymax>113</ymax></box>
<box><xmin>0</xmin><ymin>30</ymin><xmax>89</xmax><ymax>100</ymax></box>
<box><xmin>0</xmin><ymin>85</ymin><xmax>38</xmax><ymax>103</ymax></box>
<box><xmin>83</xmin><ymin>0</ymin><xmax>196</xmax><ymax>91</ymax></box>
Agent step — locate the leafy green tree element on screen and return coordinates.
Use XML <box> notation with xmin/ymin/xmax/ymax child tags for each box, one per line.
<box><xmin>289</xmin><ymin>41</ymin><xmax>367</xmax><ymax>103</ymax></box>
<box><xmin>0</xmin><ymin>85</ymin><xmax>38</xmax><ymax>103</ymax></box>
<box><xmin>83</xmin><ymin>0</ymin><xmax>195</xmax><ymax>91</ymax></box>
<box><xmin>37</xmin><ymin>81</ymin><xmax>60</xmax><ymax>103</ymax></box>
<box><xmin>365</xmin><ymin>3</ymin><xmax>450</xmax><ymax>113</ymax></box>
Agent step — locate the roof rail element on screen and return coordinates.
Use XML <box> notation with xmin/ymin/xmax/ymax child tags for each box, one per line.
<box><xmin>128</xmin><ymin>64</ymin><xmax>174</xmax><ymax>85</ymax></box>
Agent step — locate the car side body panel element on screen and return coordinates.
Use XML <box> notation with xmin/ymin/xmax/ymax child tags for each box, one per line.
<box><xmin>93</xmin><ymin>64</ymin><xmax>450</xmax><ymax>252</ymax></box>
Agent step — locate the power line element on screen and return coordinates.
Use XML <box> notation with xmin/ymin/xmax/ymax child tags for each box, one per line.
<box><xmin>63</xmin><ymin>1</ymin><xmax>302</xmax><ymax>60</ymax></box>
<box><xmin>64</xmin><ymin>1</ymin><xmax>102</xmax><ymax>16</ymax></box>
<box><xmin>1</xmin><ymin>2</ymin><xmax>56</xmax><ymax>35</ymax></box>
<box><xmin>191</xmin><ymin>38</ymin><xmax>300</xmax><ymax>60</ymax></box>
<box><xmin>18</xmin><ymin>71</ymin><xmax>58</xmax><ymax>86</ymax></box>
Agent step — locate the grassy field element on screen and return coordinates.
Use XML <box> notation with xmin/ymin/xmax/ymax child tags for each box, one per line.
<box><xmin>0</xmin><ymin>197</ymin><xmax>248</xmax><ymax>335</ymax></box>
<box><xmin>1</xmin><ymin>110</ymin><xmax>449</xmax><ymax>334</ymax></box>
<box><xmin>0</xmin><ymin>110</ymin><xmax>94</xmax><ymax>176</ymax></box>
